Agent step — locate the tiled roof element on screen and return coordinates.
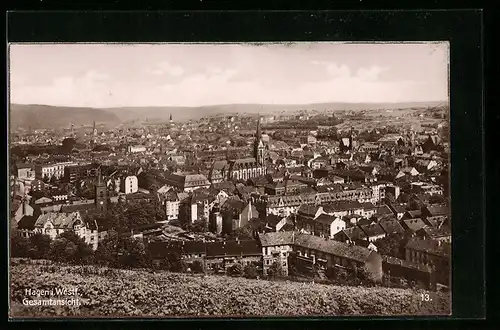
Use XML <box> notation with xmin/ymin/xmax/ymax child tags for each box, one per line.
<box><xmin>426</xmin><ymin>205</ymin><xmax>449</xmax><ymax>217</ymax></box>
<box><xmin>382</xmin><ymin>255</ymin><xmax>432</xmax><ymax>273</ymax></box>
<box><xmin>34</xmin><ymin>212</ymin><xmax>82</xmax><ymax>230</ymax></box>
<box><xmin>379</xmin><ymin>220</ymin><xmax>405</xmax><ymax>235</ymax></box>
<box><xmin>297</xmin><ymin>204</ymin><xmax>321</xmax><ymax>217</ymax></box>
<box><xmin>258</xmin><ymin>231</ymin><xmax>296</xmax><ymax>247</ymax></box>
<box><xmin>294</xmin><ymin>234</ymin><xmax>373</xmax><ymax>263</ymax></box>
<box><xmin>402</xmin><ymin>218</ymin><xmax>427</xmax><ymax>232</ymax></box>
<box><xmin>359</xmin><ymin>223</ymin><xmax>386</xmax><ymax>237</ymax></box>
<box><xmin>405</xmin><ymin>238</ymin><xmax>451</xmax><ymax>258</ymax></box>
<box><xmin>17</xmin><ymin>215</ymin><xmax>37</xmax><ymax>230</ymax></box>
<box><xmin>315</xmin><ymin>214</ymin><xmax>338</xmax><ymax>225</ymax></box>
<box><xmin>341</xmin><ymin>227</ymin><xmax>366</xmax><ymax>241</ymax></box>
<box><xmin>323</xmin><ymin>200</ymin><xmax>363</xmax><ymax>213</ymax></box>
<box><xmin>206</xmin><ymin>240</ymin><xmax>261</xmax><ymax>257</ymax></box>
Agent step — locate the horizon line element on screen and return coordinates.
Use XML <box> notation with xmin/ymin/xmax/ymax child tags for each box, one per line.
<box><xmin>10</xmin><ymin>100</ymin><xmax>449</xmax><ymax>109</ymax></box>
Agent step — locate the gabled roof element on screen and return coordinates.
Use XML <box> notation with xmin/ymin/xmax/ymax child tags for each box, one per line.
<box><xmin>379</xmin><ymin>220</ymin><xmax>405</xmax><ymax>235</ymax></box>
<box><xmin>297</xmin><ymin>204</ymin><xmax>321</xmax><ymax>217</ymax></box>
<box><xmin>375</xmin><ymin>205</ymin><xmax>393</xmax><ymax>216</ymax></box>
<box><xmin>361</xmin><ymin>202</ymin><xmax>377</xmax><ymax>210</ymax></box>
<box><xmin>406</xmin><ymin>209</ymin><xmax>423</xmax><ymax>218</ymax></box>
<box><xmin>34</xmin><ymin>212</ymin><xmax>82</xmax><ymax>230</ymax></box>
<box><xmin>258</xmin><ymin>231</ymin><xmax>296</xmax><ymax>247</ymax></box>
<box><xmin>401</xmin><ymin>218</ymin><xmax>427</xmax><ymax>232</ymax></box>
<box><xmin>359</xmin><ymin>223</ymin><xmax>386</xmax><ymax>237</ymax></box>
<box><xmin>35</xmin><ymin>197</ymin><xmax>53</xmax><ymax>205</ymax></box>
<box><xmin>340</xmin><ymin>227</ymin><xmax>366</xmax><ymax>241</ymax></box>
<box><xmin>60</xmin><ymin>203</ymin><xmax>96</xmax><ymax>213</ymax></box>
<box><xmin>323</xmin><ymin>200</ymin><xmax>363</xmax><ymax>213</ymax></box>
<box><xmin>417</xmin><ymin>225</ymin><xmax>451</xmax><ymax>239</ymax></box>
<box><xmin>315</xmin><ymin>214</ymin><xmax>338</xmax><ymax>225</ymax></box>
<box><xmin>206</xmin><ymin>240</ymin><xmax>261</xmax><ymax>257</ymax></box>
<box><xmin>382</xmin><ymin>255</ymin><xmax>432</xmax><ymax>273</ymax></box>
<box><xmin>425</xmin><ymin>205</ymin><xmax>449</xmax><ymax>217</ymax></box>
<box><xmin>405</xmin><ymin>238</ymin><xmax>451</xmax><ymax>258</ymax></box>
<box><xmin>294</xmin><ymin>233</ymin><xmax>373</xmax><ymax>263</ymax></box>
<box><xmin>17</xmin><ymin>215</ymin><xmax>37</xmax><ymax>230</ymax></box>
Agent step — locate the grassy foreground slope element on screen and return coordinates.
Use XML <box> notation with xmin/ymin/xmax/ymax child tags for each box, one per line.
<box><xmin>10</xmin><ymin>262</ymin><xmax>451</xmax><ymax>318</ymax></box>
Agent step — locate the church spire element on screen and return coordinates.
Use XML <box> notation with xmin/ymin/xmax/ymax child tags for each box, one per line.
<box><xmin>97</xmin><ymin>165</ymin><xmax>102</xmax><ymax>185</ymax></box>
<box><xmin>256</xmin><ymin>115</ymin><xmax>261</xmax><ymax>138</ymax></box>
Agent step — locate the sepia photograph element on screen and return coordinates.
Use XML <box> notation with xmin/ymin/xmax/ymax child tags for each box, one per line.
<box><xmin>8</xmin><ymin>42</ymin><xmax>451</xmax><ymax>318</ymax></box>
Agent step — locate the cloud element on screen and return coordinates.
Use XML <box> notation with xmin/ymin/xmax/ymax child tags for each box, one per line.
<box><xmin>356</xmin><ymin>66</ymin><xmax>389</xmax><ymax>81</ymax></box>
<box><xmin>10</xmin><ymin>70</ymin><xmax>114</xmax><ymax>107</ymax></box>
<box><xmin>147</xmin><ymin>61</ymin><xmax>184</xmax><ymax>76</ymax></box>
<box><xmin>312</xmin><ymin>61</ymin><xmax>351</xmax><ymax>78</ymax></box>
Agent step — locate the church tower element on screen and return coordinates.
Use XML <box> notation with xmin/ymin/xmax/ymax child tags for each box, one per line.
<box><xmin>348</xmin><ymin>126</ymin><xmax>354</xmax><ymax>151</ymax></box>
<box><xmin>253</xmin><ymin>116</ymin><xmax>265</xmax><ymax>165</ymax></box>
<box><xmin>95</xmin><ymin>167</ymin><xmax>107</xmax><ymax>213</ymax></box>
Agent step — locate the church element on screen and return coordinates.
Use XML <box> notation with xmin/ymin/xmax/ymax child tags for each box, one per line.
<box><xmin>209</xmin><ymin>117</ymin><xmax>267</xmax><ymax>182</ymax></box>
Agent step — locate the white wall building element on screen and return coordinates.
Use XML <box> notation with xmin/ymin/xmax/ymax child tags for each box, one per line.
<box><xmin>120</xmin><ymin>176</ymin><xmax>139</xmax><ymax>194</ymax></box>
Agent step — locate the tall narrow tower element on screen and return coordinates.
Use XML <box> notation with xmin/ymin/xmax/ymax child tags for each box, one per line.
<box><xmin>95</xmin><ymin>166</ymin><xmax>107</xmax><ymax>213</ymax></box>
<box><xmin>348</xmin><ymin>126</ymin><xmax>354</xmax><ymax>151</ymax></box>
<box><xmin>253</xmin><ymin>115</ymin><xmax>265</xmax><ymax>165</ymax></box>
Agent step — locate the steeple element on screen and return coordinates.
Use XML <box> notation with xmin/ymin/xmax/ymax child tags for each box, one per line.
<box><xmin>256</xmin><ymin>115</ymin><xmax>262</xmax><ymax>138</ymax></box>
<box><xmin>97</xmin><ymin>166</ymin><xmax>102</xmax><ymax>185</ymax></box>
<box><xmin>253</xmin><ymin>115</ymin><xmax>265</xmax><ymax>165</ymax></box>
<box><xmin>349</xmin><ymin>126</ymin><xmax>354</xmax><ymax>150</ymax></box>
<box><xmin>95</xmin><ymin>165</ymin><xmax>107</xmax><ymax>213</ymax></box>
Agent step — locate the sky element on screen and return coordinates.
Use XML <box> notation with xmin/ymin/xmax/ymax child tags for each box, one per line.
<box><xmin>9</xmin><ymin>43</ymin><xmax>449</xmax><ymax>108</ymax></box>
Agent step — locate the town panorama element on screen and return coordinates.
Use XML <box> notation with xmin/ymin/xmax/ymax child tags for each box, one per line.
<box><xmin>9</xmin><ymin>43</ymin><xmax>451</xmax><ymax>317</ymax></box>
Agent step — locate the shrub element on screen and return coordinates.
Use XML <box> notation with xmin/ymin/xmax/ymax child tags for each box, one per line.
<box><xmin>10</xmin><ymin>235</ymin><xmax>30</xmax><ymax>258</ymax></box>
<box><xmin>227</xmin><ymin>263</ymin><xmax>244</xmax><ymax>277</ymax></box>
<box><xmin>49</xmin><ymin>238</ymin><xmax>77</xmax><ymax>263</ymax></box>
<box><xmin>267</xmin><ymin>261</ymin><xmax>285</xmax><ymax>279</ymax></box>
<box><xmin>28</xmin><ymin>233</ymin><xmax>52</xmax><ymax>259</ymax></box>
<box><xmin>191</xmin><ymin>261</ymin><xmax>205</xmax><ymax>274</ymax></box>
<box><xmin>243</xmin><ymin>264</ymin><xmax>258</xmax><ymax>279</ymax></box>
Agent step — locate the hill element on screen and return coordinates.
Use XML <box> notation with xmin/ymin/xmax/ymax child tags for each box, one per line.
<box><xmin>10</xmin><ymin>261</ymin><xmax>451</xmax><ymax>318</ymax></box>
<box><xmin>10</xmin><ymin>101</ymin><xmax>447</xmax><ymax>128</ymax></box>
<box><xmin>9</xmin><ymin>104</ymin><xmax>120</xmax><ymax>129</ymax></box>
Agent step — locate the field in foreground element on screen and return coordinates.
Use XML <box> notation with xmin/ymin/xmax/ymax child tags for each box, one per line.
<box><xmin>10</xmin><ymin>261</ymin><xmax>451</xmax><ymax>318</ymax></box>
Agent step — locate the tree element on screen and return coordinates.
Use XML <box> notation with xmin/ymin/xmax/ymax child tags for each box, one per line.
<box><xmin>191</xmin><ymin>219</ymin><xmax>208</xmax><ymax>233</ymax></box>
<box><xmin>28</xmin><ymin>233</ymin><xmax>52</xmax><ymax>259</ymax></box>
<box><xmin>49</xmin><ymin>175</ymin><xmax>58</xmax><ymax>185</ymax></box>
<box><xmin>166</xmin><ymin>252</ymin><xmax>187</xmax><ymax>273</ymax></box>
<box><xmin>61</xmin><ymin>138</ymin><xmax>77</xmax><ymax>154</ymax></box>
<box><xmin>227</xmin><ymin>262</ymin><xmax>244</xmax><ymax>277</ymax></box>
<box><xmin>10</xmin><ymin>234</ymin><xmax>31</xmax><ymax>258</ymax></box>
<box><xmin>95</xmin><ymin>231</ymin><xmax>149</xmax><ymax>268</ymax></box>
<box><xmin>357</xmin><ymin>266</ymin><xmax>376</xmax><ymax>286</ymax></box>
<box><xmin>231</xmin><ymin>224</ymin><xmax>254</xmax><ymax>240</ymax></box>
<box><xmin>375</xmin><ymin>233</ymin><xmax>403</xmax><ymax>258</ymax></box>
<box><xmin>428</xmin><ymin>194</ymin><xmax>446</xmax><ymax>205</ymax></box>
<box><xmin>59</xmin><ymin>231</ymin><xmax>95</xmax><ymax>264</ymax></box>
<box><xmin>267</xmin><ymin>261</ymin><xmax>284</xmax><ymax>278</ymax></box>
<box><xmin>243</xmin><ymin>263</ymin><xmax>258</xmax><ymax>279</ymax></box>
<box><xmin>49</xmin><ymin>238</ymin><xmax>77</xmax><ymax>263</ymax></box>
<box><xmin>384</xmin><ymin>192</ymin><xmax>396</xmax><ymax>205</ymax></box>
<box><xmin>191</xmin><ymin>260</ymin><xmax>205</xmax><ymax>273</ymax></box>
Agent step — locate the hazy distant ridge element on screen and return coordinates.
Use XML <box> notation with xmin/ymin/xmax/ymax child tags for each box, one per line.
<box><xmin>10</xmin><ymin>101</ymin><xmax>447</xmax><ymax>128</ymax></box>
